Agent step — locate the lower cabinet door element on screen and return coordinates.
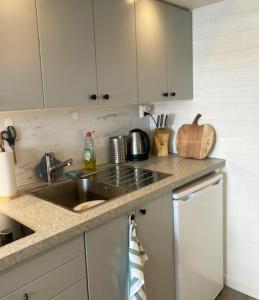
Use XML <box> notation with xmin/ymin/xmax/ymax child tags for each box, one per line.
<box><xmin>51</xmin><ymin>279</ymin><xmax>88</xmax><ymax>300</ymax></box>
<box><xmin>2</xmin><ymin>255</ymin><xmax>86</xmax><ymax>300</ymax></box>
<box><xmin>136</xmin><ymin>194</ymin><xmax>176</xmax><ymax>300</ymax></box>
<box><xmin>85</xmin><ymin>215</ymin><xmax>129</xmax><ymax>300</ymax></box>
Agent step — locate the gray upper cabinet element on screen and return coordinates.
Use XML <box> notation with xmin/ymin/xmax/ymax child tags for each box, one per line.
<box><xmin>136</xmin><ymin>0</ymin><xmax>193</xmax><ymax>103</ymax></box>
<box><xmin>167</xmin><ymin>5</ymin><xmax>193</xmax><ymax>100</ymax></box>
<box><xmin>0</xmin><ymin>0</ymin><xmax>44</xmax><ymax>110</ymax></box>
<box><xmin>136</xmin><ymin>0</ymin><xmax>168</xmax><ymax>104</ymax></box>
<box><xmin>93</xmin><ymin>0</ymin><xmax>138</xmax><ymax>105</ymax></box>
<box><xmin>36</xmin><ymin>0</ymin><xmax>98</xmax><ymax>108</ymax></box>
<box><xmin>0</xmin><ymin>0</ymin><xmax>192</xmax><ymax>110</ymax></box>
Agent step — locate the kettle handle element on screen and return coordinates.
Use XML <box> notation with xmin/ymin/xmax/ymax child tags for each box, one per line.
<box><xmin>139</xmin><ymin>130</ymin><xmax>150</xmax><ymax>157</ymax></box>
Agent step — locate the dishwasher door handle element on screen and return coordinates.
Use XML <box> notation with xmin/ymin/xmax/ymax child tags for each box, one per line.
<box><xmin>173</xmin><ymin>173</ymin><xmax>223</xmax><ymax>200</ymax></box>
<box><xmin>183</xmin><ymin>179</ymin><xmax>222</xmax><ymax>202</ymax></box>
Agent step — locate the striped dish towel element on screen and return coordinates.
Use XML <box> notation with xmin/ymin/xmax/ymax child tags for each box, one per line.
<box><xmin>129</xmin><ymin>216</ymin><xmax>148</xmax><ymax>300</ymax></box>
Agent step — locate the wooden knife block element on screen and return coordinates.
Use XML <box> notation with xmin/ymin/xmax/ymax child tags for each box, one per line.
<box><xmin>152</xmin><ymin>128</ymin><xmax>170</xmax><ymax>156</ymax></box>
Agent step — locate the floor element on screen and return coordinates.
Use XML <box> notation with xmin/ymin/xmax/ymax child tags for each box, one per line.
<box><xmin>216</xmin><ymin>287</ymin><xmax>257</xmax><ymax>300</ymax></box>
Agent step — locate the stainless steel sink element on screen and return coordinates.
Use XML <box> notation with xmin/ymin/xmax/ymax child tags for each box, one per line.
<box><xmin>31</xmin><ymin>165</ymin><xmax>171</xmax><ymax>213</ymax></box>
<box><xmin>87</xmin><ymin>165</ymin><xmax>171</xmax><ymax>192</ymax></box>
<box><xmin>31</xmin><ymin>178</ymin><xmax>127</xmax><ymax>212</ymax></box>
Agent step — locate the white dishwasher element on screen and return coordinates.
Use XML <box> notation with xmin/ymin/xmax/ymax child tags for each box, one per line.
<box><xmin>173</xmin><ymin>173</ymin><xmax>223</xmax><ymax>300</ymax></box>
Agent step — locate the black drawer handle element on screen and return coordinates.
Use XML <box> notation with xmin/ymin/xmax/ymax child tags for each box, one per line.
<box><xmin>162</xmin><ymin>92</ymin><xmax>168</xmax><ymax>97</ymax></box>
<box><xmin>90</xmin><ymin>94</ymin><xmax>97</xmax><ymax>100</ymax></box>
<box><xmin>171</xmin><ymin>92</ymin><xmax>176</xmax><ymax>97</ymax></box>
<box><xmin>140</xmin><ymin>209</ymin><xmax>147</xmax><ymax>215</ymax></box>
<box><xmin>103</xmin><ymin>94</ymin><xmax>110</xmax><ymax>100</ymax></box>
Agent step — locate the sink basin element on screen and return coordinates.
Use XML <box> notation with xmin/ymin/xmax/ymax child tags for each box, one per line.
<box><xmin>31</xmin><ymin>165</ymin><xmax>171</xmax><ymax>213</ymax></box>
<box><xmin>31</xmin><ymin>178</ymin><xmax>127</xmax><ymax>212</ymax></box>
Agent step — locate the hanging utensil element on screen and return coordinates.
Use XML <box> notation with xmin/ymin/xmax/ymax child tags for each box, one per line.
<box><xmin>1</xmin><ymin>126</ymin><xmax>17</xmax><ymax>163</ymax></box>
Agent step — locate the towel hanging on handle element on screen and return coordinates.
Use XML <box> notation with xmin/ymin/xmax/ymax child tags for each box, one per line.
<box><xmin>129</xmin><ymin>215</ymin><xmax>148</xmax><ymax>300</ymax></box>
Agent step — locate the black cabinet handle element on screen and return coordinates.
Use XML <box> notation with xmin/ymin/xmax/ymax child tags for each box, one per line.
<box><xmin>23</xmin><ymin>294</ymin><xmax>29</xmax><ymax>300</ymax></box>
<box><xmin>139</xmin><ymin>209</ymin><xmax>147</xmax><ymax>215</ymax></box>
<box><xmin>103</xmin><ymin>94</ymin><xmax>110</xmax><ymax>100</ymax></box>
<box><xmin>90</xmin><ymin>94</ymin><xmax>97</xmax><ymax>100</ymax></box>
<box><xmin>162</xmin><ymin>92</ymin><xmax>168</xmax><ymax>97</ymax></box>
<box><xmin>170</xmin><ymin>92</ymin><xmax>176</xmax><ymax>97</ymax></box>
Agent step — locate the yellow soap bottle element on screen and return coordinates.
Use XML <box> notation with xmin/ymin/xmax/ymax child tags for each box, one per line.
<box><xmin>84</xmin><ymin>131</ymin><xmax>96</xmax><ymax>171</ymax></box>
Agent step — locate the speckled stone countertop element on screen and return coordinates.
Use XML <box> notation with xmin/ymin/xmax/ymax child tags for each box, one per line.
<box><xmin>0</xmin><ymin>154</ymin><xmax>225</xmax><ymax>272</ymax></box>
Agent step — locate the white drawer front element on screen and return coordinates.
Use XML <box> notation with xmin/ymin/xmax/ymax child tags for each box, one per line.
<box><xmin>2</xmin><ymin>255</ymin><xmax>86</xmax><ymax>300</ymax></box>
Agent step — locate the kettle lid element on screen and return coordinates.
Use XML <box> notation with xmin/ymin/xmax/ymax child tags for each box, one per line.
<box><xmin>129</xmin><ymin>128</ymin><xmax>145</xmax><ymax>133</ymax></box>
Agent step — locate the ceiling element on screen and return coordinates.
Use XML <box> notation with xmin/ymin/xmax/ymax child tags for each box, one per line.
<box><xmin>165</xmin><ymin>0</ymin><xmax>223</xmax><ymax>10</ymax></box>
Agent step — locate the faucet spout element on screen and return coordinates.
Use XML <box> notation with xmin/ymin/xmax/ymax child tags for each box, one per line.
<box><xmin>50</xmin><ymin>159</ymin><xmax>73</xmax><ymax>174</ymax></box>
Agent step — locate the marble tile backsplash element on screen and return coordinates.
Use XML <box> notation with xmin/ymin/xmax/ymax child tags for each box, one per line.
<box><xmin>0</xmin><ymin>105</ymin><xmax>148</xmax><ymax>187</ymax></box>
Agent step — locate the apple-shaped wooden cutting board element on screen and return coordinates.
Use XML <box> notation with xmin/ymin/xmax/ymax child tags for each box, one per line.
<box><xmin>176</xmin><ymin>114</ymin><xmax>215</xmax><ymax>159</ymax></box>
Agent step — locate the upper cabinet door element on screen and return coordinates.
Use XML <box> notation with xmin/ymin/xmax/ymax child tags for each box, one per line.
<box><xmin>167</xmin><ymin>5</ymin><xmax>193</xmax><ymax>100</ymax></box>
<box><xmin>0</xmin><ymin>0</ymin><xmax>44</xmax><ymax>110</ymax></box>
<box><xmin>37</xmin><ymin>0</ymin><xmax>98</xmax><ymax>108</ymax></box>
<box><xmin>93</xmin><ymin>0</ymin><xmax>138</xmax><ymax>105</ymax></box>
<box><xmin>136</xmin><ymin>0</ymin><xmax>168</xmax><ymax>104</ymax></box>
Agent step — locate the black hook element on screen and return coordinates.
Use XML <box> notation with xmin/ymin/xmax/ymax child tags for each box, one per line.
<box><xmin>140</xmin><ymin>209</ymin><xmax>147</xmax><ymax>215</ymax></box>
<box><xmin>130</xmin><ymin>214</ymin><xmax>135</xmax><ymax>221</ymax></box>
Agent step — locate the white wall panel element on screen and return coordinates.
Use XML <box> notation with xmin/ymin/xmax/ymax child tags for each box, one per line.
<box><xmin>193</xmin><ymin>8</ymin><xmax>259</xmax><ymax>39</ymax></box>
<box><xmin>194</xmin><ymin>27</ymin><xmax>259</xmax><ymax>55</ymax></box>
<box><xmin>193</xmin><ymin>0</ymin><xmax>259</xmax><ymax>23</ymax></box>
<box><xmin>194</xmin><ymin>86</ymin><xmax>259</xmax><ymax>103</ymax></box>
<box><xmin>197</xmin><ymin>67</ymin><xmax>259</xmax><ymax>89</ymax></box>
<box><xmin>197</xmin><ymin>49</ymin><xmax>259</xmax><ymax>72</ymax></box>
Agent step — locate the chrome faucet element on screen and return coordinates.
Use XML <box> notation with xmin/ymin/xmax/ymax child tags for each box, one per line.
<box><xmin>45</xmin><ymin>152</ymin><xmax>73</xmax><ymax>184</ymax></box>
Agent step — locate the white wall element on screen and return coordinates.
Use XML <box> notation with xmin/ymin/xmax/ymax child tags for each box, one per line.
<box><xmin>0</xmin><ymin>105</ymin><xmax>148</xmax><ymax>186</ymax></box>
<box><xmin>153</xmin><ymin>0</ymin><xmax>259</xmax><ymax>297</ymax></box>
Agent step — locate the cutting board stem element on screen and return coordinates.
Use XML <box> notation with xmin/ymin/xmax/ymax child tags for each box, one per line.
<box><xmin>192</xmin><ymin>114</ymin><xmax>202</xmax><ymax>125</ymax></box>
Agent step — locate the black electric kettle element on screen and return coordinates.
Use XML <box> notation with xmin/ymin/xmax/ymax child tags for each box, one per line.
<box><xmin>128</xmin><ymin>129</ymin><xmax>150</xmax><ymax>161</ymax></box>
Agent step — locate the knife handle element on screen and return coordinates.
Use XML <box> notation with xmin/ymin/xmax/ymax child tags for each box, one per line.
<box><xmin>156</xmin><ymin>115</ymin><xmax>160</xmax><ymax>128</ymax></box>
<box><xmin>164</xmin><ymin>114</ymin><xmax>168</xmax><ymax>128</ymax></box>
<box><xmin>160</xmin><ymin>114</ymin><xmax>164</xmax><ymax>128</ymax></box>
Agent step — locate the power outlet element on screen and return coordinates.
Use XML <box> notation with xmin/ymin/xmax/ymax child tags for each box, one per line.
<box><xmin>139</xmin><ymin>104</ymin><xmax>153</xmax><ymax>118</ymax></box>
